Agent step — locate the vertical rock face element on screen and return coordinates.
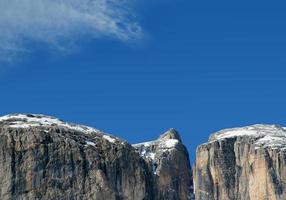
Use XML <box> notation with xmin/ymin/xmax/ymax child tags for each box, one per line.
<box><xmin>194</xmin><ymin>124</ymin><xmax>286</xmax><ymax>200</ymax></box>
<box><xmin>0</xmin><ymin>114</ymin><xmax>192</xmax><ymax>200</ymax></box>
<box><xmin>133</xmin><ymin>128</ymin><xmax>194</xmax><ymax>200</ymax></box>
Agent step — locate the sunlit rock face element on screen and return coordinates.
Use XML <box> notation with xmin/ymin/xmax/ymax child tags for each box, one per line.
<box><xmin>0</xmin><ymin>114</ymin><xmax>192</xmax><ymax>200</ymax></box>
<box><xmin>133</xmin><ymin>128</ymin><xmax>193</xmax><ymax>200</ymax></box>
<box><xmin>194</xmin><ymin>124</ymin><xmax>286</xmax><ymax>200</ymax></box>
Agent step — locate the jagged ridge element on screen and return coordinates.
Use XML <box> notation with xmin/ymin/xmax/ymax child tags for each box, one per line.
<box><xmin>0</xmin><ymin>113</ymin><xmax>193</xmax><ymax>200</ymax></box>
<box><xmin>194</xmin><ymin>124</ymin><xmax>286</xmax><ymax>200</ymax></box>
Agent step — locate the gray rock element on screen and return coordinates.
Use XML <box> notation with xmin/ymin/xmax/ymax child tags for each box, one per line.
<box><xmin>133</xmin><ymin>129</ymin><xmax>193</xmax><ymax>200</ymax></box>
<box><xmin>194</xmin><ymin>124</ymin><xmax>286</xmax><ymax>200</ymax></box>
<box><xmin>0</xmin><ymin>114</ymin><xmax>192</xmax><ymax>200</ymax></box>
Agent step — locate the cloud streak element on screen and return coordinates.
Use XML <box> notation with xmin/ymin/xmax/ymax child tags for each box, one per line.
<box><xmin>0</xmin><ymin>0</ymin><xmax>142</xmax><ymax>61</ymax></box>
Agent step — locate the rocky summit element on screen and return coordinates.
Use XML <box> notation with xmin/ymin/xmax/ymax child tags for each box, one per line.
<box><xmin>194</xmin><ymin>124</ymin><xmax>286</xmax><ymax>200</ymax></box>
<box><xmin>2</xmin><ymin>113</ymin><xmax>286</xmax><ymax>200</ymax></box>
<box><xmin>0</xmin><ymin>114</ymin><xmax>193</xmax><ymax>200</ymax></box>
<box><xmin>133</xmin><ymin>128</ymin><xmax>193</xmax><ymax>200</ymax></box>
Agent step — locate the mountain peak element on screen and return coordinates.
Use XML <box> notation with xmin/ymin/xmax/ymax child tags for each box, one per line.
<box><xmin>195</xmin><ymin>124</ymin><xmax>286</xmax><ymax>200</ymax></box>
<box><xmin>159</xmin><ymin>128</ymin><xmax>182</xmax><ymax>142</ymax></box>
<box><xmin>0</xmin><ymin>113</ymin><xmax>100</xmax><ymax>134</ymax></box>
<box><xmin>208</xmin><ymin>124</ymin><xmax>286</xmax><ymax>150</ymax></box>
<box><xmin>0</xmin><ymin>113</ymin><xmax>63</xmax><ymax>122</ymax></box>
<box><xmin>0</xmin><ymin>114</ymin><xmax>193</xmax><ymax>200</ymax></box>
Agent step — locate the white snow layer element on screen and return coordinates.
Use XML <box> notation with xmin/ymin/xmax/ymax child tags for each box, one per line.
<box><xmin>0</xmin><ymin>114</ymin><xmax>99</xmax><ymax>134</ymax></box>
<box><xmin>102</xmin><ymin>135</ymin><xmax>116</xmax><ymax>143</ymax></box>
<box><xmin>0</xmin><ymin>114</ymin><xmax>123</xmax><ymax>145</ymax></box>
<box><xmin>133</xmin><ymin>138</ymin><xmax>179</xmax><ymax>161</ymax></box>
<box><xmin>85</xmin><ymin>141</ymin><xmax>96</xmax><ymax>146</ymax></box>
<box><xmin>164</xmin><ymin>139</ymin><xmax>179</xmax><ymax>148</ymax></box>
<box><xmin>134</xmin><ymin>138</ymin><xmax>179</xmax><ymax>150</ymax></box>
<box><xmin>209</xmin><ymin>124</ymin><xmax>286</xmax><ymax>149</ymax></box>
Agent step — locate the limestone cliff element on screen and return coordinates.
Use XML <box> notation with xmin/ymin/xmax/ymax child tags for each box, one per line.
<box><xmin>194</xmin><ymin>124</ymin><xmax>286</xmax><ymax>200</ymax></box>
<box><xmin>133</xmin><ymin>129</ymin><xmax>193</xmax><ymax>200</ymax></box>
<box><xmin>0</xmin><ymin>114</ymin><xmax>192</xmax><ymax>200</ymax></box>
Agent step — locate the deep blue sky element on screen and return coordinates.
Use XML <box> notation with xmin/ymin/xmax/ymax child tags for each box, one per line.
<box><xmin>1</xmin><ymin>0</ymin><xmax>286</xmax><ymax>162</ymax></box>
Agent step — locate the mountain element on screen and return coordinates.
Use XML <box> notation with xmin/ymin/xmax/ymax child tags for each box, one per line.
<box><xmin>0</xmin><ymin>114</ymin><xmax>193</xmax><ymax>200</ymax></box>
<box><xmin>133</xmin><ymin>128</ymin><xmax>193</xmax><ymax>200</ymax></box>
<box><xmin>194</xmin><ymin>124</ymin><xmax>286</xmax><ymax>200</ymax></box>
<box><xmin>3</xmin><ymin>113</ymin><xmax>285</xmax><ymax>200</ymax></box>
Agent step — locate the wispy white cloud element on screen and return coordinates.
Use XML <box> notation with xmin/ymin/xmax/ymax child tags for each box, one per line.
<box><xmin>0</xmin><ymin>0</ymin><xmax>142</xmax><ymax>61</ymax></box>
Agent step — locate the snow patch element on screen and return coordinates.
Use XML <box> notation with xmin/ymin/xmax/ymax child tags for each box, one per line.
<box><xmin>85</xmin><ymin>141</ymin><xmax>96</xmax><ymax>146</ymax></box>
<box><xmin>162</xmin><ymin>139</ymin><xmax>179</xmax><ymax>148</ymax></box>
<box><xmin>209</xmin><ymin>124</ymin><xmax>286</xmax><ymax>150</ymax></box>
<box><xmin>148</xmin><ymin>152</ymin><xmax>156</xmax><ymax>160</ymax></box>
<box><xmin>133</xmin><ymin>138</ymin><xmax>180</xmax><ymax>162</ymax></box>
<box><xmin>103</xmin><ymin>135</ymin><xmax>116</xmax><ymax>143</ymax></box>
<box><xmin>133</xmin><ymin>139</ymin><xmax>179</xmax><ymax>150</ymax></box>
<box><xmin>133</xmin><ymin>132</ymin><xmax>182</xmax><ymax>176</ymax></box>
<box><xmin>0</xmin><ymin>114</ymin><xmax>99</xmax><ymax>134</ymax></box>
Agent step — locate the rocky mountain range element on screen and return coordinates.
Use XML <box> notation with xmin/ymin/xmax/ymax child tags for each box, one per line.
<box><xmin>0</xmin><ymin>114</ymin><xmax>193</xmax><ymax>200</ymax></box>
<box><xmin>1</xmin><ymin>113</ymin><xmax>286</xmax><ymax>200</ymax></box>
<box><xmin>194</xmin><ymin>124</ymin><xmax>286</xmax><ymax>200</ymax></box>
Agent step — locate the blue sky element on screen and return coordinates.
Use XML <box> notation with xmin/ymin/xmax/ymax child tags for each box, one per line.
<box><xmin>1</xmin><ymin>0</ymin><xmax>286</xmax><ymax>161</ymax></box>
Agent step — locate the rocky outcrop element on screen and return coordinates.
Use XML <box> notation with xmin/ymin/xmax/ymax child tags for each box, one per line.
<box><xmin>0</xmin><ymin>114</ymin><xmax>192</xmax><ymax>200</ymax></box>
<box><xmin>5</xmin><ymin>114</ymin><xmax>286</xmax><ymax>200</ymax></box>
<box><xmin>133</xmin><ymin>129</ymin><xmax>193</xmax><ymax>200</ymax></box>
<box><xmin>194</xmin><ymin>124</ymin><xmax>286</xmax><ymax>200</ymax></box>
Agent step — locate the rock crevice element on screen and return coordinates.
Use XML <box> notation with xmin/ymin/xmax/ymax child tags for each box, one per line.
<box><xmin>194</xmin><ymin>124</ymin><xmax>286</xmax><ymax>200</ymax></box>
<box><xmin>0</xmin><ymin>114</ymin><xmax>193</xmax><ymax>200</ymax></box>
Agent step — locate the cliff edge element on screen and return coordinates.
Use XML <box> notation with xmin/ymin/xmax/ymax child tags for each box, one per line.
<box><xmin>0</xmin><ymin>114</ymin><xmax>192</xmax><ymax>200</ymax></box>
<box><xmin>194</xmin><ymin>124</ymin><xmax>286</xmax><ymax>200</ymax></box>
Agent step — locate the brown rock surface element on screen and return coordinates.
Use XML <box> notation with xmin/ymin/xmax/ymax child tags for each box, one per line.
<box><xmin>0</xmin><ymin>114</ymin><xmax>192</xmax><ymax>200</ymax></box>
<box><xmin>133</xmin><ymin>129</ymin><xmax>193</xmax><ymax>200</ymax></box>
<box><xmin>194</xmin><ymin>124</ymin><xmax>286</xmax><ymax>200</ymax></box>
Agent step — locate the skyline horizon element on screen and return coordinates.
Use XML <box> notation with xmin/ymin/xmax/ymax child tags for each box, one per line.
<box><xmin>1</xmin><ymin>0</ymin><xmax>286</xmax><ymax>162</ymax></box>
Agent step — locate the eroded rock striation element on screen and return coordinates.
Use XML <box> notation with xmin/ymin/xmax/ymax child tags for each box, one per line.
<box><xmin>0</xmin><ymin>114</ymin><xmax>192</xmax><ymax>200</ymax></box>
<box><xmin>133</xmin><ymin>129</ymin><xmax>193</xmax><ymax>200</ymax></box>
<box><xmin>194</xmin><ymin>124</ymin><xmax>286</xmax><ymax>200</ymax></box>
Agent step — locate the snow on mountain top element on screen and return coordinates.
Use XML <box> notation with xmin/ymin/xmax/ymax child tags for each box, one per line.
<box><xmin>158</xmin><ymin>128</ymin><xmax>182</xmax><ymax>142</ymax></box>
<box><xmin>0</xmin><ymin>114</ymin><xmax>122</xmax><ymax>144</ymax></box>
<box><xmin>1</xmin><ymin>114</ymin><xmax>63</xmax><ymax>125</ymax></box>
<box><xmin>133</xmin><ymin>130</ymin><xmax>181</xmax><ymax>163</ymax></box>
<box><xmin>132</xmin><ymin>130</ymin><xmax>182</xmax><ymax>175</ymax></box>
<box><xmin>0</xmin><ymin>113</ymin><xmax>100</xmax><ymax>134</ymax></box>
<box><xmin>163</xmin><ymin>139</ymin><xmax>180</xmax><ymax>148</ymax></box>
<box><xmin>209</xmin><ymin>124</ymin><xmax>286</xmax><ymax>149</ymax></box>
<box><xmin>133</xmin><ymin>138</ymin><xmax>179</xmax><ymax>149</ymax></box>
<box><xmin>133</xmin><ymin>129</ymin><xmax>181</xmax><ymax>149</ymax></box>
<box><xmin>0</xmin><ymin>114</ymin><xmax>123</xmax><ymax>146</ymax></box>
<box><xmin>103</xmin><ymin>135</ymin><xmax>116</xmax><ymax>143</ymax></box>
